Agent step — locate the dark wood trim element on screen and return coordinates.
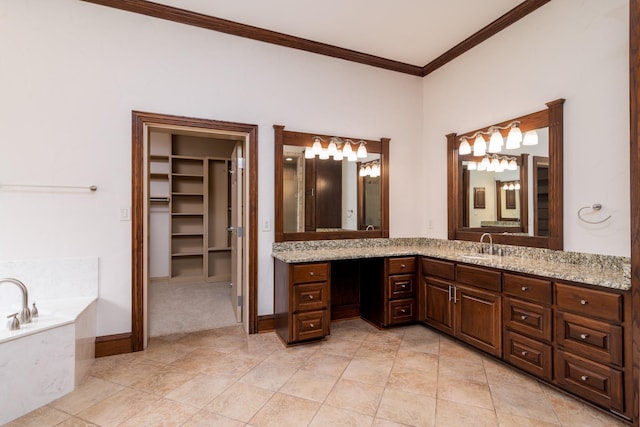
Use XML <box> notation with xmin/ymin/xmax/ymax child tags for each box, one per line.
<box><xmin>448</xmin><ymin>100</ymin><xmax>564</xmax><ymax>250</ymax></box>
<box><xmin>80</xmin><ymin>0</ymin><xmax>422</xmax><ymax>76</ymax></box>
<box><xmin>257</xmin><ymin>314</ymin><xmax>275</xmax><ymax>333</ymax></box>
<box><xmin>422</xmin><ymin>0</ymin><xmax>551</xmax><ymax>76</ymax></box>
<box><xmin>131</xmin><ymin>112</ymin><xmax>258</xmax><ymax>352</ymax></box>
<box><xmin>95</xmin><ymin>333</ymin><xmax>132</xmax><ymax>357</ymax></box>
<box><xmin>80</xmin><ymin>0</ymin><xmax>549</xmax><ymax>78</ymax></box>
<box><xmin>630</xmin><ymin>0</ymin><xmax>639</xmax><ymax>425</ymax></box>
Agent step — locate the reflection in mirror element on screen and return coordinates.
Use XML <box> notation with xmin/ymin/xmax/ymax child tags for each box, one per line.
<box><xmin>460</xmin><ymin>128</ymin><xmax>549</xmax><ymax>236</ymax></box>
<box><xmin>447</xmin><ymin>99</ymin><xmax>564</xmax><ymax>249</ymax></box>
<box><xmin>282</xmin><ymin>145</ymin><xmax>381</xmax><ymax>232</ymax></box>
<box><xmin>275</xmin><ymin>125</ymin><xmax>389</xmax><ymax>242</ymax></box>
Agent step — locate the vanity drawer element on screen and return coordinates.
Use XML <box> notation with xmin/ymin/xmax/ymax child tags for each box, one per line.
<box><xmin>504</xmin><ymin>297</ymin><xmax>552</xmax><ymax>341</ymax></box>
<box><xmin>503</xmin><ymin>273</ymin><xmax>551</xmax><ymax>305</ymax></box>
<box><xmin>387</xmin><ymin>298</ymin><xmax>415</xmax><ymax>325</ymax></box>
<box><xmin>421</xmin><ymin>257</ymin><xmax>455</xmax><ymax>281</ymax></box>
<box><xmin>456</xmin><ymin>264</ymin><xmax>501</xmax><ymax>292</ymax></box>
<box><xmin>388</xmin><ymin>257</ymin><xmax>416</xmax><ymax>275</ymax></box>
<box><xmin>293</xmin><ymin>282</ymin><xmax>328</xmax><ymax>312</ymax></box>
<box><xmin>293</xmin><ymin>262</ymin><xmax>329</xmax><ymax>284</ymax></box>
<box><xmin>556</xmin><ymin>311</ymin><xmax>623</xmax><ymax>367</ymax></box>
<box><xmin>504</xmin><ymin>330</ymin><xmax>552</xmax><ymax>380</ymax></box>
<box><xmin>555</xmin><ymin>349</ymin><xmax>624</xmax><ymax>412</ymax></box>
<box><xmin>388</xmin><ymin>274</ymin><xmax>415</xmax><ymax>299</ymax></box>
<box><xmin>555</xmin><ymin>283</ymin><xmax>622</xmax><ymax>322</ymax></box>
<box><xmin>292</xmin><ymin>310</ymin><xmax>328</xmax><ymax>342</ymax></box>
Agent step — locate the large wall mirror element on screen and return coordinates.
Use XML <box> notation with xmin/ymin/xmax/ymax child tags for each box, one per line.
<box><xmin>274</xmin><ymin>125</ymin><xmax>389</xmax><ymax>242</ymax></box>
<box><xmin>447</xmin><ymin>99</ymin><xmax>564</xmax><ymax>249</ymax></box>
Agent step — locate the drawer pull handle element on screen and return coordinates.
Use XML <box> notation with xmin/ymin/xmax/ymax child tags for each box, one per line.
<box><xmin>309</xmin><ymin>272</ymin><xmax>314</xmax><ymax>276</ymax></box>
<box><xmin>521</xmin><ymin>286</ymin><xmax>528</xmax><ymax>291</ymax></box>
<box><xmin>580</xmin><ymin>375</ymin><xmax>589</xmax><ymax>381</ymax></box>
<box><xmin>400</xmin><ymin>284</ymin><xmax>407</xmax><ymax>289</ymax></box>
<box><xmin>309</xmin><ymin>323</ymin><xmax>315</xmax><ymax>328</ymax></box>
<box><xmin>308</xmin><ymin>295</ymin><xmax>314</xmax><ymax>300</ymax></box>
<box><xmin>580</xmin><ymin>299</ymin><xmax>588</xmax><ymax>305</ymax></box>
<box><xmin>580</xmin><ymin>333</ymin><xmax>589</xmax><ymax>340</ymax></box>
<box><xmin>521</xmin><ymin>351</ymin><xmax>528</xmax><ymax>357</ymax></box>
<box><xmin>521</xmin><ymin>315</ymin><xmax>528</xmax><ymax>321</ymax></box>
<box><xmin>400</xmin><ymin>308</ymin><xmax>407</xmax><ymax>313</ymax></box>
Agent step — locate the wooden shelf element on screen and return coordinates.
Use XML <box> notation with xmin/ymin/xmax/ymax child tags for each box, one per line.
<box><xmin>150</xmin><ymin>155</ymin><xmax>169</xmax><ymax>161</ymax></box>
<box><xmin>150</xmin><ymin>173</ymin><xmax>169</xmax><ymax>180</ymax></box>
<box><xmin>171</xmin><ymin>252</ymin><xmax>204</xmax><ymax>257</ymax></box>
<box><xmin>209</xmin><ymin>246</ymin><xmax>232</xmax><ymax>252</ymax></box>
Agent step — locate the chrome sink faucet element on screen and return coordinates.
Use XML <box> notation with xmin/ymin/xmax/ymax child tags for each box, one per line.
<box><xmin>480</xmin><ymin>233</ymin><xmax>494</xmax><ymax>255</ymax></box>
<box><xmin>1</xmin><ymin>278</ymin><xmax>32</xmax><ymax>325</ymax></box>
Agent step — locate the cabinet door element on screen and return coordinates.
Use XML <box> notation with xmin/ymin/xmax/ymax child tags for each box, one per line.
<box><xmin>423</xmin><ymin>277</ymin><xmax>454</xmax><ymax>335</ymax></box>
<box><xmin>455</xmin><ymin>284</ymin><xmax>502</xmax><ymax>357</ymax></box>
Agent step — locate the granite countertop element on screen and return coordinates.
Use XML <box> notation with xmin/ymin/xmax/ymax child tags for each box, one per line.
<box><xmin>272</xmin><ymin>239</ymin><xmax>630</xmax><ymax>291</ymax></box>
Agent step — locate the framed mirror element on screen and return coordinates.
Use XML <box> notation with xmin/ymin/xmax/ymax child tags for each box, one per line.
<box><xmin>447</xmin><ymin>99</ymin><xmax>564</xmax><ymax>249</ymax></box>
<box><xmin>274</xmin><ymin>125</ymin><xmax>389</xmax><ymax>242</ymax></box>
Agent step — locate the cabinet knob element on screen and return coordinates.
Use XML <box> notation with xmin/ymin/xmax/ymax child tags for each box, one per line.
<box><xmin>521</xmin><ymin>315</ymin><xmax>528</xmax><ymax>321</ymax></box>
<box><xmin>580</xmin><ymin>333</ymin><xmax>589</xmax><ymax>340</ymax></box>
<box><xmin>400</xmin><ymin>284</ymin><xmax>407</xmax><ymax>289</ymax></box>
<box><xmin>400</xmin><ymin>308</ymin><xmax>407</xmax><ymax>314</ymax></box>
<box><xmin>309</xmin><ymin>272</ymin><xmax>314</xmax><ymax>276</ymax></box>
<box><xmin>401</xmin><ymin>264</ymin><xmax>406</xmax><ymax>268</ymax></box>
<box><xmin>309</xmin><ymin>323</ymin><xmax>315</xmax><ymax>328</ymax></box>
<box><xmin>580</xmin><ymin>375</ymin><xmax>589</xmax><ymax>382</ymax></box>
<box><xmin>521</xmin><ymin>351</ymin><xmax>528</xmax><ymax>357</ymax></box>
<box><xmin>580</xmin><ymin>299</ymin><xmax>588</xmax><ymax>305</ymax></box>
<box><xmin>521</xmin><ymin>286</ymin><xmax>528</xmax><ymax>292</ymax></box>
<box><xmin>308</xmin><ymin>295</ymin><xmax>314</xmax><ymax>300</ymax></box>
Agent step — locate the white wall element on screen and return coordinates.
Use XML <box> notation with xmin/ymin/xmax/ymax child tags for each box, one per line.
<box><xmin>0</xmin><ymin>0</ymin><xmax>423</xmax><ymax>335</ymax></box>
<box><xmin>422</xmin><ymin>0</ymin><xmax>630</xmax><ymax>256</ymax></box>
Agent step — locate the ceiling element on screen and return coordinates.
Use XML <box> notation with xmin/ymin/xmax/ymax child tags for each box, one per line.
<box><xmin>149</xmin><ymin>0</ymin><xmax>526</xmax><ymax>66</ymax></box>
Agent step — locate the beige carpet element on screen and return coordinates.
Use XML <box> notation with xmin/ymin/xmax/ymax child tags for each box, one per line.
<box><xmin>148</xmin><ymin>279</ymin><xmax>239</xmax><ymax>337</ymax></box>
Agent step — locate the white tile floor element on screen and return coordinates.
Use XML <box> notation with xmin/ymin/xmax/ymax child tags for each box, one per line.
<box><xmin>6</xmin><ymin>319</ymin><xmax>630</xmax><ymax>426</ymax></box>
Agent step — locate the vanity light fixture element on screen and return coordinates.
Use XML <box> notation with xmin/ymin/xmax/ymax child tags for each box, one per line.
<box><xmin>359</xmin><ymin>161</ymin><xmax>380</xmax><ymax>177</ymax></box>
<box><xmin>309</xmin><ymin>136</ymin><xmax>367</xmax><ymax>161</ymax></box>
<box><xmin>472</xmin><ymin>155</ymin><xmax>518</xmax><ymax>173</ymax></box>
<box><xmin>502</xmin><ymin>181</ymin><xmax>520</xmax><ymax>191</ymax></box>
<box><xmin>458</xmin><ymin>122</ymin><xmax>523</xmax><ymax>155</ymax></box>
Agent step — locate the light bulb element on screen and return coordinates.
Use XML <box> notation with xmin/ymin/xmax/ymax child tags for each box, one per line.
<box><xmin>473</xmin><ymin>135</ymin><xmax>486</xmax><ymax>156</ymax></box>
<box><xmin>333</xmin><ymin>150</ymin><xmax>343</xmax><ymax>161</ymax></box>
<box><xmin>514</xmin><ymin>182</ymin><xmax>521</xmax><ymax>190</ymax></box>
<box><xmin>500</xmin><ymin>158</ymin><xmax>509</xmax><ymax>170</ymax></box>
<box><xmin>508</xmin><ymin>183</ymin><xmax>515</xmax><ymax>191</ymax></box>
<box><xmin>508</xmin><ymin>159</ymin><xmax>518</xmax><ymax>170</ymax></box>
<box><xmin>364</xmin><ymin>165</ymin><xmax>372</xmax><ymax>176</ymax></box>
<box><xmin>503</xmin><ymin>183</ymin><xmax>509</xmax><ymax>190</ymax></box>
<box><xmin>523</xmin><ymin>130</ymin><xmax>538</xmax><ymax>146</ymax></box>
<box><xmin>356</xmin><ymin>141</ymin><xmax>367</xmax><ymax>158</ymax></box>
<box><xmin>478</xmin><ymin>157</ymin><xmax>490</xmax><ymax>171</ymax></box>
<box><xmin>342</xmin><ymin>142</ymin><xmax>353</xmax><ymax>157</ymax></box>
<box><xmin>371</xmin><ymin>164</ymin><xmax>380</xmax><ymax>177</ymax></box>
<box><xmin>359</xmin><ymin>166</ymin><xmax>366</xmax><ymax>177</ymax></box>
<box><xmin>467</xmin><ymin>161</ymin><xmax>477</xmax><ymax>170</ymax></box>
<box><xmin>506</xmin><ymin>123</ymin><xmax>522</xmax><ymax>149</ymax></box>
<box><xmin>304</xmin><ymin>148</ymin><xmax>314</xmax><ymax>159</ymax></box>
<box><xmin>319</xmin><ymin>148</ymin><xmax>329</xmax><ymax>160</ymax></box>
<box><xmin>327</xmin><ymin>139</ymin><xmax>338</xmax><ymax>156</ymax></box>
<box><xmin>488</xmin><ymin>130</ymin><xmax>503</xmax><ymax>153</ymax></box>
<box><xmin>348</xmin><ymin>151</ymin><xmax>358</xmax><ymax>162</ymax></box>
<box><xmin>489</xmin><ymin>157</ymin><xmax>500</xmax><ymax>171</ymax></box>
<box><xmin>312</xmin><ymin>138</ymin><xmax>322</xmax><ymax>156</ymax></box>
<box><xmin>459</xmin><ymin>138</ymin><xmax>471</xmax><ymax>155</ymax></box>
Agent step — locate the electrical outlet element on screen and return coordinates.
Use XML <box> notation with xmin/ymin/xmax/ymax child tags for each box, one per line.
<box><xmin>262</xmin><ymin>219</ymin><xmax>271</xmax><ymax>231</ymax></box>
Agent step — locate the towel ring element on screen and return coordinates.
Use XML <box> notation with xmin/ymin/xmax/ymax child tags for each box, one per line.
<box><xmin>577</xmin><ymin>204</ymin><xmax>612</xmax><ymax>224</ymax></box>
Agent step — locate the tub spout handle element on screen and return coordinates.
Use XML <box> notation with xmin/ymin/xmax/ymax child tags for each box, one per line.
<box><xmin>7</xmin><ymin>313</ymin><xmax>20</xmax><ymax>330</ymax></box>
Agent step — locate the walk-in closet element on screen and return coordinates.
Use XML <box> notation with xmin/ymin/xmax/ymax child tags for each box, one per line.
<box><xmin>147</xmin><ymin>130</ymin><xmax>242</xmax><ymax>336</ymax></box>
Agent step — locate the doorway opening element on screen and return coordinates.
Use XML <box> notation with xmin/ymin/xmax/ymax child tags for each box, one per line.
<box><xmin>132</xmin><ymin>112</ymin><xmax>258</xmax><ymax>351</ymax></box>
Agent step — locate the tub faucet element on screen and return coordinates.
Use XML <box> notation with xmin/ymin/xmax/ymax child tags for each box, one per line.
<box><xmin>365</xmin><ymin>224</ymin><xmax>374</xmax><ymax>231</ymax></box>
<box><xmin>480</xmin><ymin>233</ymin><xmax>494</xmax><ymax>255</ymax></box>
<box><xmin>0</xmin><ymin>278</ymin><xmax>32</xmax><ymax>324</ymax></box>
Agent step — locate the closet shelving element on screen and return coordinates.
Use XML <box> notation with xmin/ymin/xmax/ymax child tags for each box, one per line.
<box><xmin>168</xmin><ymin>140</ymin><xmax>232</xmax><ymax>283</ymax></box>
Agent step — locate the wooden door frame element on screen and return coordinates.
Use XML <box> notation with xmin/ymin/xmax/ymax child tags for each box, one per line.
<box><xmin>131</xmin><ymin>111</ymin><xmax>258</xmax><ymax>351</ymax></box>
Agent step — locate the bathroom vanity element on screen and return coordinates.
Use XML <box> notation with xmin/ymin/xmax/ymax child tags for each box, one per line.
<box><xmin>272</xmin><ymin>239</ymin><xmax>631</xmax><ymax>420</ymax></box>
